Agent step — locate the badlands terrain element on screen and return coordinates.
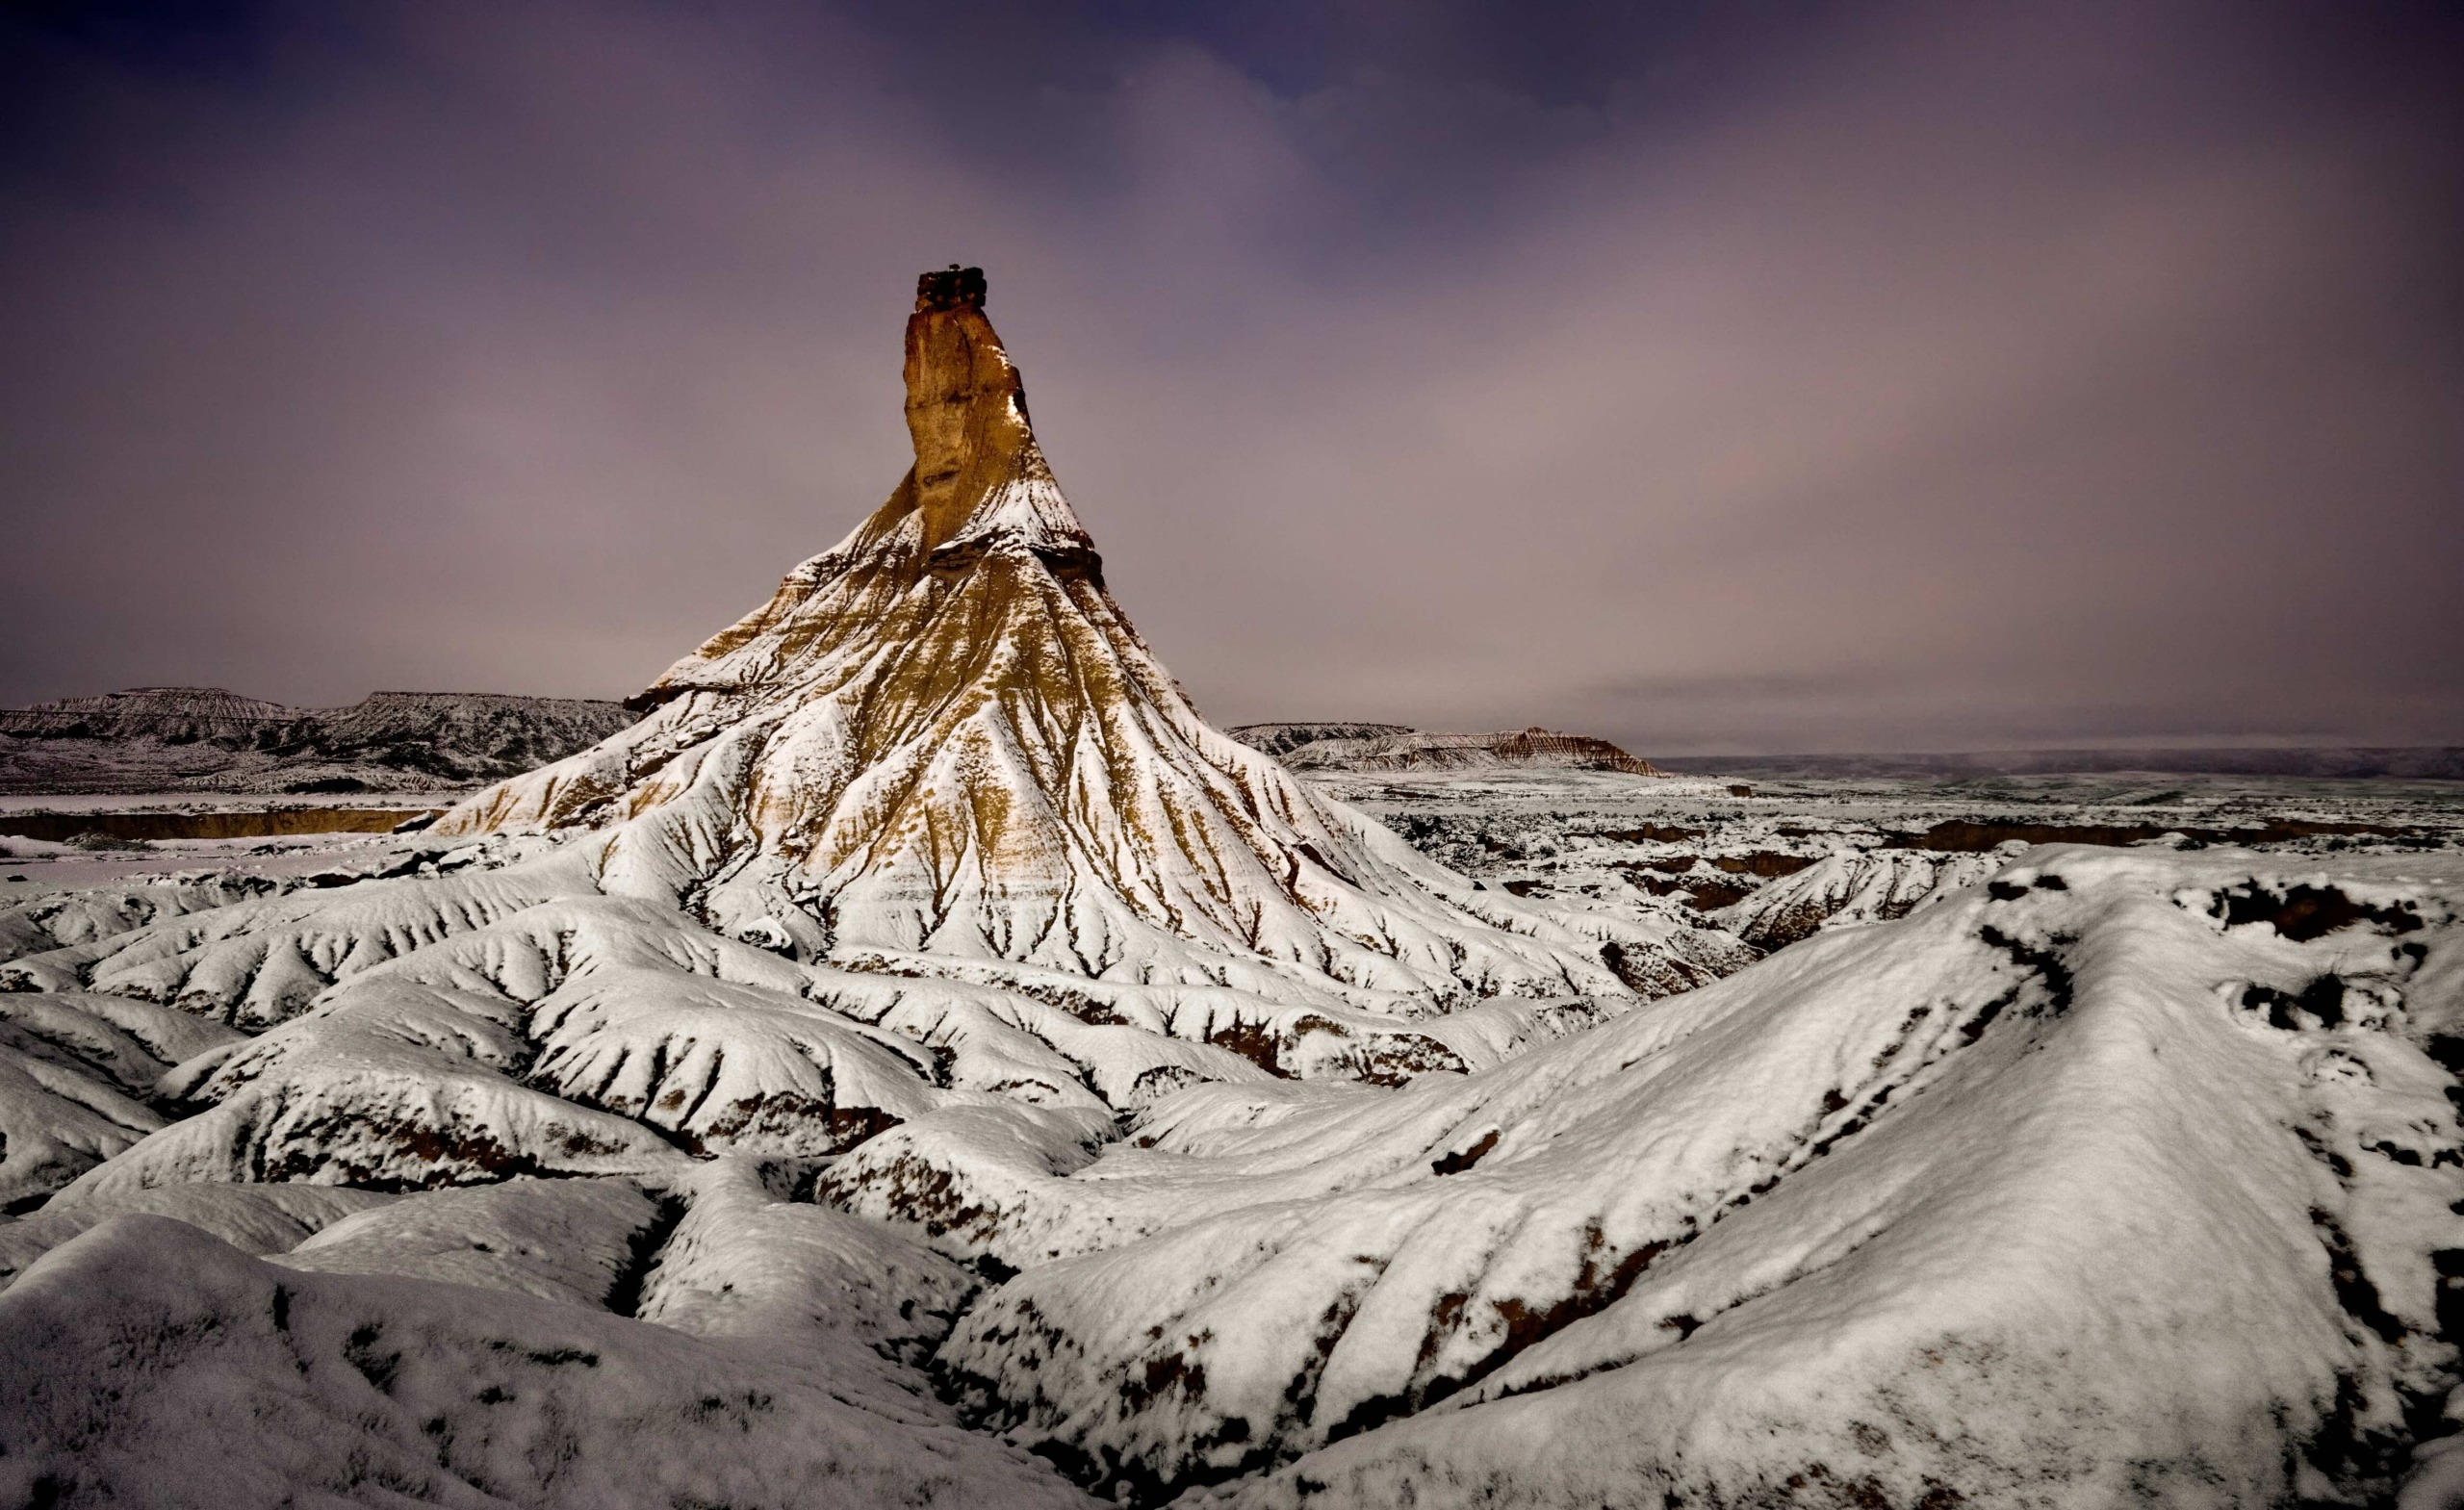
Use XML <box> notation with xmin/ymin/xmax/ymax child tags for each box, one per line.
<box><xmin>0</xmin><ymin>687</ymin><xmax>634</xmax><ymax>796</ymax></box>
<box><xmin>4</xmin><ymin>269</ymin><xmax>2463</xmax><ymax>1509</ymax></box>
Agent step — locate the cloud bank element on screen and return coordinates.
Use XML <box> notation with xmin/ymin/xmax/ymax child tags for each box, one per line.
<box><xmin>2</xmin><ymin>0</ymin><xmax>2458</xmax><ymax>753</ymax></box>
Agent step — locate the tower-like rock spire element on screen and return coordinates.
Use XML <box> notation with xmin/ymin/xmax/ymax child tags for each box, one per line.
<box><xmin>438</xmin><ymin>268</ymin><xmax>1672</xmax><ymax>1050</ymax></box>
<box><xmin>904</xmin><ymin>267</ymin><xmax>1035</xmax><ymax>552</ymax></box>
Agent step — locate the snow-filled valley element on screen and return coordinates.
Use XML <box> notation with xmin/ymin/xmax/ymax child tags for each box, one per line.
<box><xmin>5</xmin><ymin>268</ymin><xmax>2464</xmax><ymax>1509</ymax></box>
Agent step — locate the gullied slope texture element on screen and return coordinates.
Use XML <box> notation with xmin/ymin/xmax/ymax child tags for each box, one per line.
<box><xmin>0</xmin><ymin>269</ymin><xmax>1689</xmax><ymax>1238</ymax></box>
<box><xmin>0</xmin><ymin>1210</ymin><xmax>1097</xmax><ymax>1509</ymax></box>
<box><xmin>895</xmin><ymin>848</ymin><xmax>2464</xmax><ymax>1508</ymax></box>
<box><xmin>0</xmin><ymin>688</ymin><xmax>636</xmax><ymax>794</ymax></box>
<box><xmin>435</xmin><ymin>270</ymin><xmax>1652</xmax><ymax>1025</ymax></box>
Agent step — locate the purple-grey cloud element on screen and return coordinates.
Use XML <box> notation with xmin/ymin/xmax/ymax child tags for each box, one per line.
<box><xmin>1</xmin><ymin>0</ymin><xmax>2457</xmax><ymax>753</ymax></box>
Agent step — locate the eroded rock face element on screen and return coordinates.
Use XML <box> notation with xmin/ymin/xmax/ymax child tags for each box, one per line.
<box><xmin>903</xmin><ymin>269</ymin><xmax>1047</xmax><ymax>552</ymax></box>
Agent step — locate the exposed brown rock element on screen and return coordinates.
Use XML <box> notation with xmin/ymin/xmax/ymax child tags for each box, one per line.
<box><xmin>903</xmin><ymin>269</ymin><xmax>1037</xmax><ymax>551</ymax></box>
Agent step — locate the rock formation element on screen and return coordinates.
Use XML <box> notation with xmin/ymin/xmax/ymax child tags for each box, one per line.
<box><xmin>1226</xmin><ymin>722</ymin><xmax>1416</xmax><ymax>757</ymax></box>
<box><xmin>0</xmin><ymin>269</ymin><xmax>1712</xmax><ymax>1216</ymax></box>
<box><xmin>436</xmin><ymin>269</ymin><xmax>1674</xmax><ymax>1016</ymax></box>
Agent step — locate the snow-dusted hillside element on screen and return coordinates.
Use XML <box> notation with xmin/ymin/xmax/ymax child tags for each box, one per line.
<box><xmin>4</xmin><ymin>269</ymin><xmax>2463</xmax><ymax>1509</ymax></box>
<box><xmin>0</xmin><ymin>688</ymin><xmax>635</xmax><ymax>795</ymax></box>
<box><xmin>926</xmin><ymin>847</ymin><xmax>2464</xmax><ymax>1506</ymax></box>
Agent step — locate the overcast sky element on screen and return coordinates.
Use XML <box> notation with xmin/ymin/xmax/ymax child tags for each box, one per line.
<box><xmin>3</xmin><ymin>1</ymin><xmax>2459</xmax><ymax>754</ymax></box>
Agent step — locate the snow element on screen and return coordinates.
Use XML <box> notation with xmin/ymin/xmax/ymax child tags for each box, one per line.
<box><xmin>0</xmin><ymin>1215</ymin><xmax>1096</xmax><ymax>1508</ymax></box>
<box><xmin>2</xmin><ymin>1181</ymin><xmax>397</xmax><ymax>1285</ymax></box>
<box><xmin>0</xmin><ymin>873</ymin><xmax>286</xmax><ymax>965</ymax></box>
<box><xmin>424</xmin><ymin>394</ymin><xmax>1669</xmax><ymax>1035</ymax></box>
<box><xmin>269</xmin><ymin>1176</ymin><xmax>662</xmax><ymax>1309</ymax></box>
<box><xmin>6</xmin><ymin>778</ymin><xmax>2461</xmax><ymax>1504</ymax></box>
<box><xmin>934</xmin><ymin>439</ymin><xmax>1097</xmax><ymax>558</ymax></box>
<box><xmin>2406</xmin><ymin>1433</ymin><xmax>2464</xmax><ymax>1510</ymax></box>
<box><xmin>911</xmin><ymin>847</ymin><xmax>2464</xmax><ymax>1505</ymax></box>
<box><xmin>0</xmin><ymin>988</ymin><xmax>255</xmax><ymax>1205</ymax></box>
<box><xmin>0</xmin><ymin>1051</ymin><xmax>161</xmax><ymax>1209</ymax></box>
<box><xmin>1715</xmin><ymin>845</ymin><xmax>2003</xmax><ymax>948</ymax></box>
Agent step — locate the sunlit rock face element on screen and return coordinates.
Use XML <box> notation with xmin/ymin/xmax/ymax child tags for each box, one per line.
<box><xmin>436</xmin><ymin>269</ymin><xmax>1677</xmax><ymax>1015</ymax></box>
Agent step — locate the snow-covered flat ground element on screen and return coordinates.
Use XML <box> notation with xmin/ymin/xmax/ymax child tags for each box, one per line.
<box><xmin>0</xmin><ymin>792</ymin><xmax>454</xmax><ymax>813</ymax></box>
<box><xmin>0</xmin><ymin>827</ymin><xmax>433</xmax><ymax>890</ymax></box>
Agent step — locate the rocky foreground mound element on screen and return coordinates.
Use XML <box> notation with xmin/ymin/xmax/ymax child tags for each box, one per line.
<box><xmin>1</xmin><ymin>270</ymin><xmax>2460</xmax><ymax>1509</ymax></box>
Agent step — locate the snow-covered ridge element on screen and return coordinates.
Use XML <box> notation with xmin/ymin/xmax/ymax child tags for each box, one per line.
<box><xmin>1</xmin><ymin>688</ymin><xmax>295</xmax><ymax>742</ymax></box>
<box><xmin>921</xmin><ymin>847</ymin><xmax>2464</xmax><ymax>1507</ymax></box>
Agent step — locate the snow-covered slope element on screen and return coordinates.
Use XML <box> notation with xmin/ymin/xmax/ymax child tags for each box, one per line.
<box><xmin>0</xmin><ymin>1209</ymin><xmax>1096</xmax><ymax>1508</ymax></box>
<box><xmin>905</xmin><ymin>847</ymin><xmax>2464</xmax><ymax>1506</ymax></box>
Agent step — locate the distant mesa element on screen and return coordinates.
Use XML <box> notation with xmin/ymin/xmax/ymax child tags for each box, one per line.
<box><xmin>1232</xmin><ymin>721</ymin><xmax>1661</xmax><ymax>776</ymax></box>
<box><xmin>0</xmin><ymin>686</ymin><xmax>633</xmax><ymax>794</ymax></box>
<box><xmin>1653</xmin><ymin>745</ymin><xmax>2464</xmax><ymax>781</ymax></box>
